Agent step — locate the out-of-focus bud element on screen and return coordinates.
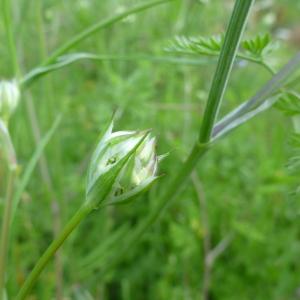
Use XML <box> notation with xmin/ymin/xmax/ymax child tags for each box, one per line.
<box><xmin>86</xmin><ymin>120</ymin><xmax>163</xmax><ymax>208</ymax></box>
<box><xmin>0</xmin><ymin>80</ymin><xmax>20</xmax><ymax>122</ymax></box>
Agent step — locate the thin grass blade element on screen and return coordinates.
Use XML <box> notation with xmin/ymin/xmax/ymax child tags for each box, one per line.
<box><xmin>11</xmin><ymin>115</ymin><xmax>62</xmax><ymax>223</ymax></box>
<box><xmin>213</xmin><ymin>52</ymin><xmax>300</xmax><ymax>140</ymax></box>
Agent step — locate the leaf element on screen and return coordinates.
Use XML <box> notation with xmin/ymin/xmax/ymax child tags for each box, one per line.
<box><xmin>212</xmin><ymin>52</ymin><xmax>300</xmax><ymax>140</ymax></box>
<box><xmin>165</xmin><ymin>35</ymin><xmax>223</xmax><ymax>56</ymax></box>
<box><xmin>242</xmin><ymin>33</ymin><xmax>276</xmax><ymax>58</ymax></box>
<box><xmin>274</xmin><ymin>92</ymin><xmax>300</xmax><ymax>116</ymax></box>
<box><xmin>165</xmin><ymin>33</ymin><xmax>277</xmax><ymax>73</ymax></box>
<box><xmin>11</xmin><ymin>115</ymin><xmax>62</xmax><ymax>223</ymax></box>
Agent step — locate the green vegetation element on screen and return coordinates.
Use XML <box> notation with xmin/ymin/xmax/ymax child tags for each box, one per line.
<box><xmin>1</xmin><ymin>0</ymin><xmax>300</xmax><ymax>299</ymax></box>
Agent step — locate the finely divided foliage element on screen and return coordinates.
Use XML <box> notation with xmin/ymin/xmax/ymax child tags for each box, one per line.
<box><xmin>166</xmin><ymin>33</ymin><xmax>277</xmax><ymax>72</ymax></box>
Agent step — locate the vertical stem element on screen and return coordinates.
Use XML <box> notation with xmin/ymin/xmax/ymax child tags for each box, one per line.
<box><xmin>15</xmin><ymin>203</ymin><xmax>93</xmax><ymax>300</ymax></box>
<box><xmin>0</xmin><ymin>168</ymin><xmax>16</xmax><ymax>300</ymax></box>
<box><xmin>199</xmin><ymin>0</ymin><xmax>254</xmax><ymax>143</ymax></box>
<box><xmin>101</xmin><ymin>0</ymin><xmax>255</xmax><ymax>275</ymax></box>
<box><xmin>2</xmin><ymin>0</ymin><xmax>20</xmax><ymax>77</ymax></box>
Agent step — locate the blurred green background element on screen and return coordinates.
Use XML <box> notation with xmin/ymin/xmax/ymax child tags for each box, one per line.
<box><xmin>1</xmin><ymin>0</ymin><xmax>300</xmax><ymax>299</ymax></box>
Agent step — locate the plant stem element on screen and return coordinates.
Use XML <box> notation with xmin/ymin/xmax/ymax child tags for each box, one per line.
<box><xmin>15</xmin><ymin>204</ymin><xmax>93</xmax><ymax>300</ymax></box>
<box><xmin>0</xmin><ymin>168</ymin><xmax>17</xmax><ymax>300</ymax></box>
<box><xmin>100</xmin><ymin>0</ymin><xmax>255</xmax><ymax>275</ymax></box>
<box><xmin>199</xmin><ymin>0</ymin><xmax>254</xmax><ymax>143</ymax></box>
<box><xmin>3</xmin><ymin>0</ymin><xmax>20</xmax><ymax>77</ymax></box>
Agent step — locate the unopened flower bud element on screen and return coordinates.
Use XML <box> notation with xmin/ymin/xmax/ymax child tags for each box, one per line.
<box><xmin>0</xmin><ymin>80</ymin><xmax>20</xmax><ymax>121</ymax></box>
<box><xmin>86</xmin><ymin>120</ymin><xmax>163</xmax><ymax>208</ymax></box>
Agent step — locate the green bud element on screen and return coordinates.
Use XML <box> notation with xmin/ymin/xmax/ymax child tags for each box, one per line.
<box><xmin>0</xmin><ymin>80</ymin><xmax>20</xmax><ymax>121</ymax></box>
<box><xmin>86</xmin><ymin>120</ymin><xmax>163</xmax><ymax>208</ymax></box>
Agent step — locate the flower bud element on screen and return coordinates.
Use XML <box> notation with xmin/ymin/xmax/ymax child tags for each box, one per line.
<box><xmin>86</xmin><ymin>120</ymin><xmax>163</xmax><ymax>208</ymax></box>
<box><xmin>0</xmin><ymin>80</ymin><xmax>20</xmax><ymax>121</ymax></box>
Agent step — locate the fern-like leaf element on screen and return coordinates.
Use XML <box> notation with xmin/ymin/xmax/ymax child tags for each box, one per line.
<box><xmin>165</xmin><ymin>35</ymin><xmax>223</xmax><ymax>56</ymax></box>
<box><xmin>275</xmin><ymin>92</ymin><xmax>300</xmax><ymax>116</ymax></box>
<box><xmin>165</xmin><ymin>33</ymin><xmax>277</xmax><ymax>70</ymax></box>
<box><xmin>242</xmin><ymin>33</ymin><xmax>276</xmax><ymax>59</ymax></box>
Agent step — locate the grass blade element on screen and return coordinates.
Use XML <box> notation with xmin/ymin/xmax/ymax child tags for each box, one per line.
<box><xmin>11</xmin><ymin>115</ymin><xmax>62</xmax><ymax>223</ymax></box>
<box><xmin>213</xmin><ymin>52</ymin><xmax>300</xmax><ymax>140</ymax></box>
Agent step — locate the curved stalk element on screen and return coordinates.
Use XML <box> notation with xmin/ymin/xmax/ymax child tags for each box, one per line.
<box><xmin>21</xmin><ymin>0</ymin><xmax>174</xmax><ymax>87</ymax></box>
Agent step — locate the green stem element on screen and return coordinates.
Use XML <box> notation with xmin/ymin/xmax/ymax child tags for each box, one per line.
<box><xmin>135</xmin><ymin>0</ymin><xmax>255</xmax><ymax>243</ymax></box>
<box><xmin>101</xmin><ymin>0</ymin><xmax>255</xmax><ymax>274</ymax></box>
<box><xmin>0</xmin><ymin>168</ymin><xmax>16</xmax><ymax>300</ymax></box>
<box><xmin>21</xmin><ymin>0</ymin><xmax>174</xmax><ymax>87</ymax></box>
<box><xmin>15</xmin><ymin>203</ymin><xmax>93</xmax><ymax>300</ymax></box>
<box><xmin>3</xmin><ymin>0</ymin><xmax>20</xmax><ymax>77</ymax></box>
<box><xmin>43</xmin><ymin>0</ymin><xmax>173</xmax><ymax>66</ymax></box>
<box><xmin>199</xmin><ymin>0</ymin><xmax>254</xmax><ymax>143</ymax></box>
